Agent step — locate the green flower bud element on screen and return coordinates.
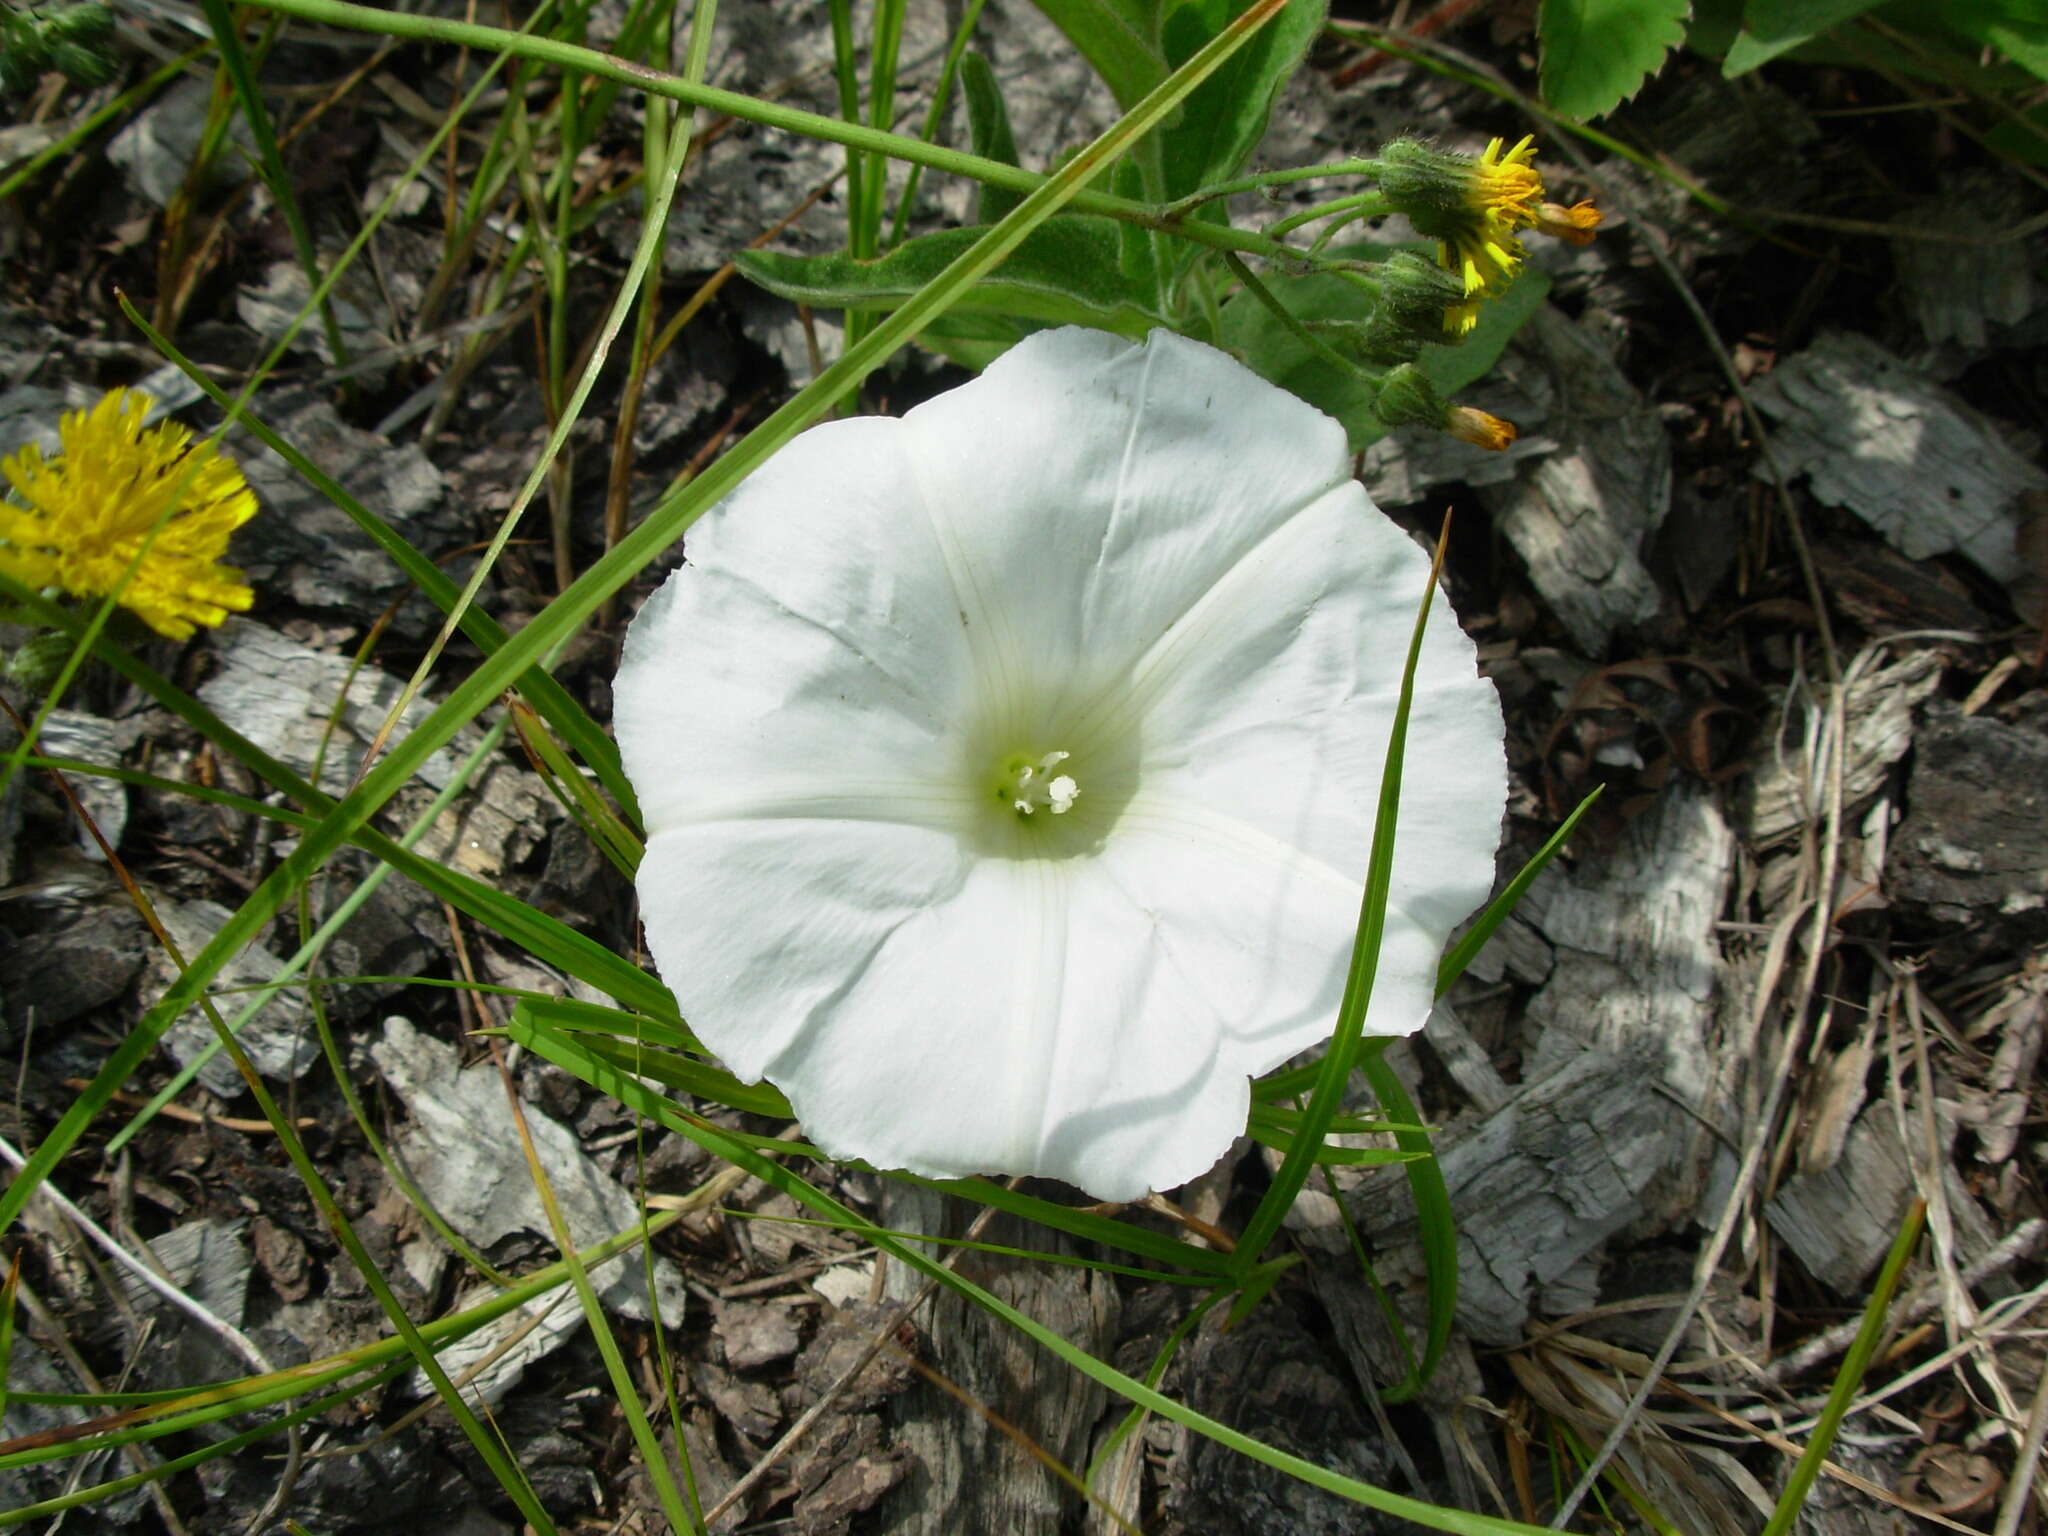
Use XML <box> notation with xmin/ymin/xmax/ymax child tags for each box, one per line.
<box><xmin>1376</xmin><ymin>250</ymin><xmax>1467</xmax><ymax>328</ymax></box>
<box><xmin>1372</xmin><ymin>365</ymin><xmax>1450</xmax><ymax>432</ymax></box>
<box><xmin>1377</xmin><ymin>140</ymin><xmax>1474</xmax><ymax>235</ymax></box>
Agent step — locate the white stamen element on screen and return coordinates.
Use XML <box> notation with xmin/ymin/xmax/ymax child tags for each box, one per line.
<box><xmin>1010</xmin><ymin>750</ymin><xmax>1079</xmax><ymax>816</ymax></box>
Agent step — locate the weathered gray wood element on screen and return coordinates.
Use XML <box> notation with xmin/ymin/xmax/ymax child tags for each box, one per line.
<box><xmin>1767</xmin><ymin>1102</ymin><xmax>2001</xmax><ymax>1293</ymax></box>
<box><xmin>1749</xmin><ymin>331</ymin><xmax>2047</xmax><ymax>583</ymax></box>
<box><xmin>1310</xmin><ymin>1049</ymin><xmax>1682</xmax><ymax>1345</ymax></box>
<box><xmin>150</xmin><ymin>896</ymin><xmax>322</xmax><ymax>1094</ymax></box>
<box><xmin>1524</xmin><ymin>783</ymin><xmax>1734</xmax><ymax>1104</ymax></box>
<box><xmin>1888</xmin><ymin>701</ymin><xmax>2048</xmax><ymax>928</ymax></box>
<box><xmin>1158</xmin><ymin>1300</ymin><xmax>1400</xmax><ymax>1535</ymax></box>
<box><xmin>1421</xmin><ymin>1000</ymin><xmax>1511</xmax><ymax>1114</ymax></box>
<box><xmin>227</xmin><ymin>393</ymin><xmax>453</xmax><ymax>628</ymax></box>
<box><xmin>370</xmin><ymin>1016</ymin><xmax>685</xmax><ymax>1325</ymax></box>
<box><xmin>1303</xmin><ymin>1278</ymin><xmax>1508</xmax><ymax>1519</ymax></box>
<box><xmin>1892</xmin><ymin>171</ymin><xmax>2040</xmax><ymax>353</ymax></box>
<box><xmin>1476</xmin><ymin>303</ymin><xmax>1674</xmax><ymax>655</ymax></box>
<box><xmin>875</xmin><ymin>1184</ymin><xmax>1117</xmax><ymax>1536</ymax></box>
<box><xmin>38</xmin><ymin>709</ymin><xmax>137</xmax><ymax>857</ymax></box>
<box><xmin>199</xmin><ymin>618</ymin><xmax>552</xmax><ymax>877</ymax></box>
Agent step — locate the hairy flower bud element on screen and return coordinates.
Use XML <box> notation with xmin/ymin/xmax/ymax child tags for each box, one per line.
<box><xmin>1372</xmin><ymin>364</ymin><xmax>1450</xmax><ymax>432</ymax></box>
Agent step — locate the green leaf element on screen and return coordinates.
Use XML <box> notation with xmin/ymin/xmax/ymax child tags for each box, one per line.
<box><xmin>1985</xmin><ymin>103</ymin><xmax>2048</xmax><ymax>162</ymax></box>
<box><xmin>736</xmin><ymin>216</ymin><xmax>1169</xmax><ymax>334</ymax></box>
<box><xmin>1029</xmin><ymin>0</ymin><xmax>1167</xmax><ymax>108</ymax></box>
<box><xmin>917</xmin><ymin>310</ymin><xmax>1042</xmax><ymax>371</ymax></box>
<box><xmin>1724</xmin><ymin>0</ymin><xmax>1883</xmax><ymax>74</ymax></box>
<box><xmin>1158</xmin><ymin>0</ymin><xmax>1324</xmax><ymax>201</ymax></box>
<box><xmin>1684</xmin><ymin>0</ymin><xmax>1746</xmax><ymax>54</ymax></box>
<box><xmin>960</xmin><ymin>51</ymin><xmax>1025</xmax><ymax>223</ymax></box>
<box><xmin>1538</xmin><ymin>0</ymin><xmax>1690</xmax><ymax>119</ymax></box>
<box><xmin>1734</xmin><ymin>0</ymin><xmax>2048</xmax><ymax>87</ymax></box>
<box><xmin>1937</xmin><ymin>0</ymin><xmax>2048</xmax><ymax>81</ymax></box>
<box><xmin>1357</xmin><ymin>1043</ymin><xmax>1460</xmax><ymax>1401</ymax></box>
<box><xmin>1217</xmin><ymin>245</ymin><xmax>1550</xmax><ymax>450</ymax></box>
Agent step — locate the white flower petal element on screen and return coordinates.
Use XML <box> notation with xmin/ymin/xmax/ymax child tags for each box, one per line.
<box><xmin>615</xmin><ymin>416</ymin><xmax>977</xmax><ymax>836</ymax></box>
<box><xmin>636</xmin><ymin>818</ymin><xmax>969</xmax><ymax>1082</ymax></box>
<box><xmin>763</xmin><ymin>855</ymin><xmax>1253</xmax><ymax>1202</ymax></box>
<box><xmin>1123</xmin><ymin>480</ymin><xmax>1507</xmax><ymax>1027</ymax></box>
<box><xmin>897</xmin><ymin>326</ymin><xmax>1353</xmax><ymax>691</ymax></box>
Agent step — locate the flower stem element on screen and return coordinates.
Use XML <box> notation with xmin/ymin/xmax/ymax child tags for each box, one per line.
<box><xmin>1221</xmin><ymin>250</ymin><xmax>1377</xmax><ymax>384</ymax></box>
<box><xmin>1162</xmin><ymin>156</ymin><xmax>1385</xmax><ymax>217</ymax></box>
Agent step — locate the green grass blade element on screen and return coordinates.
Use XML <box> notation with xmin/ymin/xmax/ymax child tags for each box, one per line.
<box><xmin>1436</xmin><ymin>785</ymin><xmax>1601</xmax><ymax>994</ymax></box>
<box><xmin>519</xmin><ymin>1017</ymin><xmax>1561</xmax><ymax>1535</ymax></box>
<box><xmin>828</xmin><ymin>0</ymin><xmax>868</xmax><ymax>243</ymax></box>
<box><xmin>886</xmin><ymin>0</ymin><xmax>992</xmax><ymax>246</ymax></box>
<box><xmin>493</xmin><ymin>1041</ymin><xmax>701</xmax><ymax>1533</ymax></box>
<box><xmin>1760</xmin><ymin>1198</ymin><xmax>1927</xmax><ymax>1536</ymax></box>
<box><xmin>1356</xmin><ymin>1041</ymin><xmax>1457</xmax><ymax>1401</ymax></box>
<box><xmin>120</xmin><ymin>310</ymin><xmax>636</xmax><ymax>820</ymax></box>
<box><xmin>506</xmin><ymin>1010</ymin><xmax>1233</xmax><ymax>1278</ymax></box>
<box><xmin>195</xmin><ymin>0</ymin><xmax>350</xmax><ymax>370</ymax></box>
<box><xmin>227</xmin><ymin>0</ymin><xmax>1289</xmax><ymax>267</ymax></box>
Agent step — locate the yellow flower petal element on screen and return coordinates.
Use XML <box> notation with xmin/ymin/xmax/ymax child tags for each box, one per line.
<box><xmin>1470</xmin><ymin>135</ymin><xmax>1542</xmax><ymax>231</ymax></box>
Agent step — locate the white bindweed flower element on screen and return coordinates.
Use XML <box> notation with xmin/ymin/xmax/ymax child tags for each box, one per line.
<box><xmin>616</xmin><ymin>327</ymin><xmax>1504</xmax><ymax>1202</ymax></box>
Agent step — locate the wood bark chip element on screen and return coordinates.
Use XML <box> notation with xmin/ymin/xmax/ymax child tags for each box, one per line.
<box><xmin>1767</xmin><ymin>1103</ymin><xmax>1999</xmax><ymax>1293</ymax></box>
<box><xmin>148</xmin><ymin>895</ymin><xmax>322</xmax><ymax>1095</ymax></box>
<box><xmin>1737</xmin><ymin>649</ymin><xmax>1941</xmax><ymax>850</ymax></box>
<box><xmin>1158</xmin><ymin>1300</ymin><xmax>1399</xmax><ymax>1535</ymax></box>
<box><xmin>1887</xmin><ymin>701</ymin><xmax>2048</xmax><ymax>935</ymax></box>
<box><xmin>225</xmin><ymin>393</ymin><xmax>454</xmax><ymax>632</ymax></box>
<box><xmin>1747</xmin><ymin>331</ymin><xmax>2047</xmax><ymax>584</ymax></box>
<box><xmin>198</xmin><ymin>617</ymin><xmax>554</xmax><ymax>877</ymax></box>
<box><xmin>1353</xmin><ymin>1047</ymin><xmax>1686</xmax><ymax>1345</ymax></box>
<box><xmin>1476</xmin><ymin>303</ymin><xmax>1673</xmax><ymax>655</ymax></box>
<box><xmin>369</xmin><ymin>1016</ymin><xmax>685</xmax><ymax>1326</ymax></box>
<box><xmin>1523</xmin><ymin>782</ymin><xmax>1733</xmax><ymax>1111</ymax></box>
<box><xmin>875</xmin><ymin>1183</ymin><xmax>1117</xmax><ymax>1536</ymax></box>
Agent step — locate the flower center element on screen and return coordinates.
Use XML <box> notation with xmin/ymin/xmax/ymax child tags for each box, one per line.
<box><xmin>999</xmin><ymin>749</ymin><xmax>1079</xmax><ymax>817</ymax></box>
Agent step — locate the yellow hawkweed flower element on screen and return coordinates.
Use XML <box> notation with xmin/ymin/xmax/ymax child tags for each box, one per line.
<box><xmin>1535</xmin><ymin>199</ymin><xmax>1603</xmax><ymax>246</ymax></box>
<box><xmin>1433</xmin><ymin>137</ymin><xmax>1543</xmax><ymax>332</ymax></box>
<box><xmin>0</xmin><ymin>389</ymin><xmax>258</xmax><ymax>641</ymax></box>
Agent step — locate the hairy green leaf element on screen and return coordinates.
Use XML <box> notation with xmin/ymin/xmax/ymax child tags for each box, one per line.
<box><xmin>1030</xmin><ymin>0</ymin><xmax>1167</xmax><ymax>107</ymax></box>
<box><xmin>736</xmin><ymin>215</ymin><xmax>1169</xmax><ymax>333</ymax></box>
<box><xmin>1158</xmin><ymin>0</ymin><xmax>1324</xmax><ymax>202</ymax></box>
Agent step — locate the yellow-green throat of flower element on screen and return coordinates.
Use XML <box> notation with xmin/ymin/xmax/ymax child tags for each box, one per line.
<box><xmin>998</xmin><ymin>749</ymin><xmax>1079</xmax><ymax>817</ymax></box>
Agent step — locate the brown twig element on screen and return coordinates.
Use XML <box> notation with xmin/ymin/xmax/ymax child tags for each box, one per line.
<box><xmin>1331</xmin><ymin>0</ymin><xmax>1496</xmax><ymax>87</ymax></box>
<box><xmin>58</xmin><ymin>1080</ymin><xmax>316</xmax><ymax>1134</ymax></box>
